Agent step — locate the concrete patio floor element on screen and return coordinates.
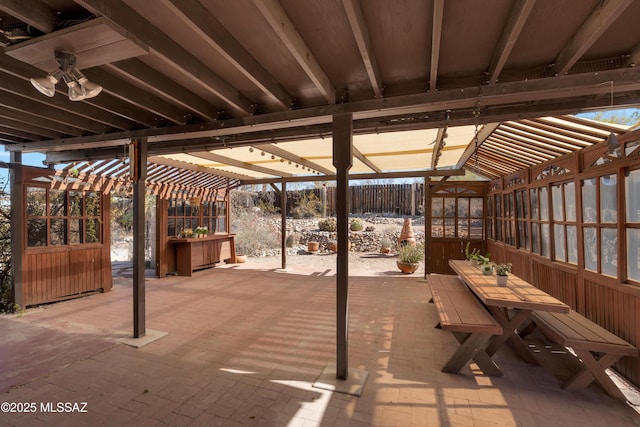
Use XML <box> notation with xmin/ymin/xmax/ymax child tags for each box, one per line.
<box><xmin>1</xmin><ymin>259</ymin><xmax>639</xmax><ymax>426</ymax></box>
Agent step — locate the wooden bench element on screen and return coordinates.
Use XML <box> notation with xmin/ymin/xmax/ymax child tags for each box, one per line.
<box><xmin>530</xmin><ymin>310</ymin><xmax>639</xmax><ymax>400</ymax></box>
<box><xmin>427</xmin><ymin>274</ymin><xmax>503</xmax><ymax>376</ymax></box>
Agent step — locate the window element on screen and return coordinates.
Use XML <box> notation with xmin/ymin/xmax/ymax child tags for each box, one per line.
<box><xmin>168</xmin><ymin>198</ymin><xmax>227</xmax><ymax>236</ymax></box>
<box><xmin>626</xmin><ymin>169</ymin><xmax>640</xmax><ymax>283</ymax></box>
<box><xmin>515</xmin><ymin>189</ymin><xmax>530</xmax><ymax>249</ymax></box>
<box><xmin>582</xmin><ymin>175</ymin><xmax>617</xmax><ymax>277</ymax></box>
<box><xmin>551</xmin><ymin>181</ymin><xmax>577</xmax><ymax>264</ymax></box>
<box><xmin>432</xmin><ymin>195</ymin><xmax>483</xmax><ymax>239</ymax></box>
<box><xmin>529</xmin><ymin>187</ymin><xmax>550</xmax><ymax>256</ymax></box>
<box><xmin>26</xmin><ymin>186</ymin><xmax>102</xmax><ymax>247</ymax></box>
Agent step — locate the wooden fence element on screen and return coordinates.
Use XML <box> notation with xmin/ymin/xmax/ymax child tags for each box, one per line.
<box><xmin>265</xmin><ymin>183</ymin><xmax>426</xmax><ymax>216</ymax></box>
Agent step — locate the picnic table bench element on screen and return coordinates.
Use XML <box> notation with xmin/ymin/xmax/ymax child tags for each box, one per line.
<box><xmin>530</xmin><ymin>310</ymin><xmax>639</xmax><ymax>401</ymax></box>
<box><xmin>427</xmin><ymin>274</ymin><xmax>503</xmax><ymax>376</ymax></box>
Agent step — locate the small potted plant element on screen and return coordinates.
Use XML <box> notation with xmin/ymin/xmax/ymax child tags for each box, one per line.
<box><xmin>495</xmin><ymin>263</ymin><xmax>512</xmax><ymax>286</ymax></box>
<box><xmin>465</xmin><ymin>242</ymin><xmax>481</xmax><ymax>265</ymax></box>
<box><xmin>477</xmin><ymin>254</ymin><xmax>493</xmax><ymax>275</ymax></box>
<box><xmin>307</xmin><ymin>241</ymin><xmax>320</xmax><ymax>253</ymax></box>
<box><xmin>380</xmin><ymin>236</ymin><xmax>393</xmax><ymax>254</ymax></box>
<box><xmin>397</xmin><ymin>243</ymin><xmax>424</xmax><ymax>274</ymax></box>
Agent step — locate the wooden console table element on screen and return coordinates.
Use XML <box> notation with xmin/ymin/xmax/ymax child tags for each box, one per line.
<box><xmin>170</xmin><ymin>234</ymin><xmax>236</xmax><ymax>276</ymax></box>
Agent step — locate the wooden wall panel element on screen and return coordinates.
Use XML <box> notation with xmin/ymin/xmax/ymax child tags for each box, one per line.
<box><xmin>23</xmin><ymin>247</ymin><xmax>104</xmax><ymax>306</ymax></box>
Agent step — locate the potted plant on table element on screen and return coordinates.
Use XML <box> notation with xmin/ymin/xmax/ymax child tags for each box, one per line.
<box><xmin>495</xmin><ymin>263</ymin><xmax>512</xmax><ymax>286</ymax></box>
<box><xmin>464</xmin><ymin>242</ymin><xmax>481</xmax><ymax>265</ymax></box>
<box><xmin>397</xmin><ymin>243</ymin><xmax>424</xmax><ymax>274</ymax></box>
<box><xmin>477</xmin><ymin>254</ymin><xmax>493</xmax><ymax>275</ymax></box>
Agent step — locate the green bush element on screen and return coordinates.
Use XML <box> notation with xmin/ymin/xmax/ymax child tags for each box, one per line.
<box><xmin>318</xmin><ymin>218</ymin><xmax>337</xmax><ymax>232</ymax></box>
<box><xmin>399</xmin><ymin>243</ymin><xmax>424</xmax><ymax>264</ymax></box>
<box><xmin>292</xmin><ymin>192</ymin><xmax>321</xmax><ymax>218</ymax></box>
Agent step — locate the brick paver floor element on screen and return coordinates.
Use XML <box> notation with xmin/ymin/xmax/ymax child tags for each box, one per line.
<box><xmin>1</xmin><ymin>259</ymin><xmax>639</xmax><ymax>426</ymax></box>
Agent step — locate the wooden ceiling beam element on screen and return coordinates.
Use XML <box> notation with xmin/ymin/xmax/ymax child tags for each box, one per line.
<box><xmin>0</xmin><ymin>114</ymin><xmax>61</xmax><ymax>139</ymax></box>
<box><xmin>106</xmin><ymin>59</ymin><xmax>218</xmax><ymax>121</ymax></box>
<box><xmin>554</xmin><ymin>0</ymin><xmax>633</xmax><ymax>75</ymax></box>
<box><xmin>12</xmin><ymin>66</ymin><xmax>640</xmax><ymax>153</ymax></box>
<box><xmin>0</xmin><ymin>92</ymin><xmax>107</xmax><ymax>134</ymax></box>
<box><xmin>83</xmin><ymin>68</ymin><xmax>190</xmax><ymax>125</ymax></box>
<box><xmin>162</xmin><ymin>0</ymin><xmax>292</xmax><ymax>110</ymax></box>
<box><xmin>455</xmin><ymin>123</ymin><xmax>500</xmax><ymax>169</ymax></box>
<box><xmin>0</xmin><ymin>0</ymin><xmax>55</xmax><ymax>33</ymax></box>
<box><xmin>429</xmin><ymin>0</ymin><xmax>444</xmax><ymax>91</ymax></box>
<box><xmin>0</xmin><ymin>108</ymin><xmax>82</xmax><ymax>136</ymax></box>
<box><xmin>255</xmin><ymin>143</ymin><xmax>334</xmax><ymax>175</ymax></box>
<box><xmin>241</xmin><ymin>168</ymin><xmax>465</xmax><ymax>185</ymax></box>
<box><xmin>342</xmin><ymin>0</ymin><xmax>383</xmax><ymax>98</ymax></box>
<box><xmin>189</xmin><ymin>151</ymin><xmax>294</xmax><ymax>177</ymax></box>
<box><xmin>0</xmin><ymin>56</ymin><xmax>136</xmax><ymax>130</ymax></box>
<box><xmin>488</xmin><ymin>0</ymin><xmax>536</xmax><ymax>84</ymax></box>
<box><xmin>431</xmin><ymin>127</ymin><xmax>447</xmax><ymax>169</ymax></box>
<box><xmin>75</xmin><ymin>0</ymin><xmax>252</xmax><ymax>116</ymax></box>
<box><xmin>353</xmin><ymin>146</ymin><xmax>381</xmax><ymax>173</ymax></box>
<box><xmin>252</xmin><ymin>0</ymin><xmax>336</xmax><ymax>104</ymax></box>
<box><xmin>148</xmin><ymin>155</ymin><xmax>249</xmax><ymax>181</ymax></box>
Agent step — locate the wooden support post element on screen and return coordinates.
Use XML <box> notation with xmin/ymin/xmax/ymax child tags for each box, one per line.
<box><xmin>424</xmin><ymin>177</ymin><xmax>432</xmax><ymax>278</ymax></box>
<box><xmin>333</xmin><ymin>113</ymin><xmax>353</xmax><ymax>380</ymax></box>
<box><xmin>9</xmin><ymin>152</ymin><xmax>23</xmax><ymax>309</ymax></box>
<box><xmin>281</xmin><ymin>180</ymin><xmax>287</xmax><ymax>270</ymax></box>
<box><xmin>132</xmin><ymin>139</ymin><xmax>148</xmax><ymax>338</ymax></box>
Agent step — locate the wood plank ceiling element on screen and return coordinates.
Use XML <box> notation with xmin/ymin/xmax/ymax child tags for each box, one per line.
<box><xmin>1</xmin><ymin>0</ymin><xmax>639</xmax><ymax>182</ymax></box>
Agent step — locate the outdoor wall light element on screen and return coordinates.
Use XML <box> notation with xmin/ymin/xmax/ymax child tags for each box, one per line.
<box><xmin>30</xmin><ymin>51</ymin><xmax>102</xmax><ymax>101</ymax></box>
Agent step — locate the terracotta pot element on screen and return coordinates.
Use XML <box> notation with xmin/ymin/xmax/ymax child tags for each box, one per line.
<box><xmin>235</xmin><ymin>254</ymin><xmax>247</xmax><ymax>263</ymax></box>
<box><xmin>308</xmin><ymin>241</ymin><xmax>320</xmax><ymax>252</ymax></box>
<box><xmin>380</xmin><ymin>247</ymin><xmax>391</xmax><ymax>254</ymax></box>
<box><xmin>397</xmin><ymin>261</ymin><xmax>419</xmax><ymax>274</ymax></box>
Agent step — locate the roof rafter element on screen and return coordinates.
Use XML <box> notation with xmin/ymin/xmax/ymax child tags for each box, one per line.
<box><xmin>353</xmin><ymin>146</ymin><xmax>381</xmax><ymax>173</ymax></box>
<box><xmin>149</xmin><ymin>155</ymin><xmax>249</xmax><ymax>181</ymax></box>
<box><xmin>429</xmin><ymin>0</ymin><xmax>444</xmax><ymax>91</ymax></box>
<box><xmin>430</xmin><ymin>128</ymin><xmax>447</xmax><ymax>169</ymax></box>
<box><xmin>455</xmin><ymin>123</ymin><xmax>500</xmax><ymax>169</ymax></box>
<box><xmin>554</xmin><ymin>0</ymin><xmax>633</xmax><ymax>75</ymax></box>
<box><xmin>161</xmin><ymin>0</ymin><xmax>292</xmax><ymax>110</ymax></box>
<box><xmin>342</xmin><ymin>0</ymin><xmax>382</xmax><ymax>98</ymax></box>
<box><xmin>75</xmin><ymin>0</ymin><xmax>253</xmax><ymax>115</ymax></box>
<box><xmin>0</xmin><ymin>0</ymin><xmax>55</xmax><ymax>33</ymax></box>
<box><xmin>105</xmin><ymin>59</ymin><xmax>218</xmax><ymax>122</ymax></box>
<box><xmin>487</xmin><ymin>0</ymin><xmax>536</xmax><ymax>84</ymax></box>
<box><xmin>252</xmin><ymin>0</ymin><xmax>336</xmax><ymax>104</ymax></box>
<box><xmin>189</xmin><ymin>150</ymin><xmax>294</xmax><ymax>178</ymax></box>
<box><xmin>254</xmin><ymin>143</ymin><xmax>334</xmax><ymax>175</ymax></box>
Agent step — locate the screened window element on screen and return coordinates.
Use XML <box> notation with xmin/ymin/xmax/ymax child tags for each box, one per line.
<box><xmin>530</xmin><ymin>187</ymin><xmax>550</xmax><ymax>257</ymax></box>
<box><xmin>168</xmin><ymin>198</ymin><xmax>227</xmax><ymax>236</ymax></box>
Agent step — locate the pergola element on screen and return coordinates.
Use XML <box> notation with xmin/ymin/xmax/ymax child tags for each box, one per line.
<box><xmin>2</xmin><ymin>0</ymin><xmax>640</xmax><ymax>386</ymax></box>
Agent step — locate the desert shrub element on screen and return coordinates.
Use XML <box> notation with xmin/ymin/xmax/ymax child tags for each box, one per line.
<box><xmin>292</xmin><ymin>192</ymin><xmax>321</xmax><ymax>218</ymax></box>
<box><xmin>231</xmin><ymin>211</ymin><xmax>280</xmax><ymax>256</ymax></box>
<box><xmin>399</xmin><ymin>243</ymin><xmax>424</xmax><ymax>264</ymax></box>
<box><xmin>318</xmin><ymin>217</ymin><xmax>337</xmax><ymax>232</ymax></box>
<box><xmin>0</xmin><ymin>177</ymin><xmax>14</xmax><ymax>313</ymax></box>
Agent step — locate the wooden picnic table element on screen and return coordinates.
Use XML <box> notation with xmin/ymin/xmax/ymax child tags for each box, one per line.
<box><xmin>449</xmin><ymin>259</ymin><xmax>570</xmax><ymax>364</ymax></box>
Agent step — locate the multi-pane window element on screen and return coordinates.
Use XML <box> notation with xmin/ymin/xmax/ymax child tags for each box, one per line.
<box><xmin>626</xmin><ymin>169</ymin><xmax>640</xmax><ymax>283</ymax></box>
<box><xmin>530</xmin><ymin>186</ymin><xmax>550</xmax><ymax>257</ymax></box>
<box><xmin>582</xmin><ymin>175</ymin><xmax>617</xmax><ymax>277</ymax></box>
<box><xmin>432</xmin><ymin>196</ymin><xmax>483</xmax><ymax>238</ymax></box>
<box><xmin>552</xmin><ymin>181</ymin><xmax>577</xmax><ymax>264</ymax></box>
<box><xmin>168</xmin><ymin>199</ymin><xmax>199</xmax><ymax>237</ymax></box>
<box><xmin>168</xmin><ymin>198</ymin><xmax>227</xmax><ymax>237</ymax></box>
<box><xmin>26</xmin><ymin>186</ymin><xmax>102</xmax><ymax>247</ymax></box>
<box><xmin>515</xmin><ymin>189</ymin><xmax>530</xmax><ymax>249</ymax></box>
